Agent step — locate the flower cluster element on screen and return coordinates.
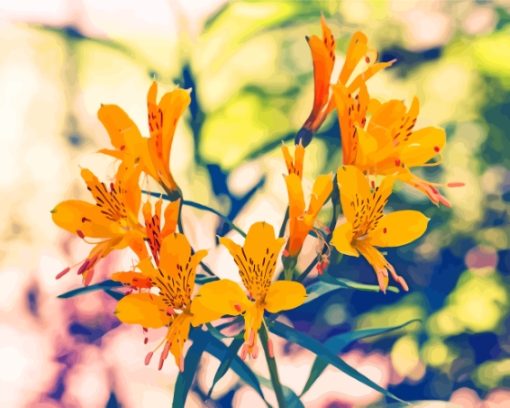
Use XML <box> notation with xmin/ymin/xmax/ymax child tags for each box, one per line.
<box><xmin>52</xmin><ymin>17</ymin><xmax>460</xmax><ymax>382</ymax></box>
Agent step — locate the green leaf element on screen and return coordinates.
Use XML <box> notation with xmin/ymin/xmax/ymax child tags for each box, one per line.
<box><xmin>173</xmin><ymin>329</ymin><xmax>209</xmax><ymax>408</ymax></box>
<box><xmin>196</xmin><ymin>274</ymin><xmax>220</xmax><ymax>285</ymax></box>
<box><xmin>207</xmin><ymin>337</ymin><xmax>244</xmax><ymax>398</ymax></box>
<box><xmin>268</xmin><ymin>321</ymin><xmax>407</xmax><ymax>404</ymax></box>
<box><xmin>305</xmin><ymin>276</ymin><xmax>399</xmax><ymax>303</ymax></box>
<box><xmin>194</xmin><ymin>330</ymin><xmax>269</xmax><ymax>406</ymax></box>
<box><xmin>300</xmin><ymin>319</ymin><xmax>421</xmax><ymax>396</ymax></box>
<box><xmin>57</xmin><ymin>280</ymin><xmax>122</xmax><ymax>299</ymax></box>
<box><xmin>257</xmin><ymin>376</ymin><xmax>305</xmax><ymax>408</ymax></box>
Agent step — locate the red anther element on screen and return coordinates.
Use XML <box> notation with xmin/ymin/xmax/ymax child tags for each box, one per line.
<box><xmin>144</xmin><ymin>337</ymin><xmax>148</xmax><ymax>345</ymax></box>
<box><xmin>55</xmin><ymin>267</ymin><xmax>71</xmax><ymax>280</ymax></box>
<box><xmin>394</xmin><ymin>159</ymin><xmax>401</xmax><ymax>167</ymax></box>
<box><xmin>240</xmin><ymin>345</ymin><xmax>248</xmax><ymax>361</ymax></box>
<box><xmin>144</xmin><ymin>351</ymin><xmax>154</xmax><ymax>366</ymax></box>
<box><xmin>447</xmin><ymin>182</ymin><xmax>465</xmax><ymax>188</ymax></box>
<box><xmin>437</xmin><ymin>195</ymin><xmax>451</xmax><ymax>208</ymax></box>
<box><xmin>434</xmin><ymin>146</ymin><xmax>441</xmax><ymax>153</ymax></box>
<box><xmin>234</xmin><ymin>304</ymin><xmax>242</xmax><ymax>312</ymax></box>
<box><xmin>158</xmin><ymin>356</ymin><xmax>165</xmax><ymax>371</ymax></box>
<box><xmin>383</xmin><ymin>228</ymin><xmax>387</xmax><ymax>234</ymax></box>
<box><xmin>365</xmin><ymin>56</ymin><xmax>370</xmax><ymax>63</ymax></box>
<box><xmin>76</xmin><ymin>230</ymin><xmax>85</xmax><ymax>239</ymax></box>
<box><xmin>166</xmin><ymin>307</ymin><xmax>175</xmax><ymax>316</ymax></box>
<box><xmin>282</xmin><ymin>249</ymin><xmax>290</xmax><ymax>257</ymax></box>
<box><xmin>77</xmin><ymin>259</ymin><xmax>90</xmax><ymax>275</ymax></box>
<box><xmin>251</xmin><ymin>344</ymin><xmax>259</xmax><ymax>360</ymax></box>
<box><xmin>161</xmin><ymin>341</ymin><xmax>170</xmax><ymax>361</ymax></box>
<box><xmin>371</xmin><ymin>180</ymin><xmax>375</xmax><ymax>189</ymax></box>
<box><xmin>267</xmin><ymin>338</ymin><xmax>275</xmax><ymax>359</ymax></box>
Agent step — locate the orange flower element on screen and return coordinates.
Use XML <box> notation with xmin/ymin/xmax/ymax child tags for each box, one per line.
<box><xmin>52</xmin><ymin>161</ymin><xmax>147</xmax><ymax>285</ymax></box>
<box><xmin>333</xmin><ymin>85</ymin><xmax>462</xmax><ymax>206</ymax></box>
<box><xmin>98</xmin><ymin>81</ymin><xmax>191</xmax><ymax>198</ymax></box>
<box><xmin>331</xmin><ymin>166</ymin><xmax>429</xmax><ymax>292</ymax></box>
<box><xmin>281</xmin><ymin>142</ymin><xmax>305</xmax><ymax>178</ymax></box>
<box><xmin>142</xmin><ymin>198</ymin><xmax>180</xmax><ymax>265</ymax></box>
<box><xmin>114</xmin><ymin>233</ymin><xmax>228</xmax><ymax>371</ymax></box>
<box><xmin>194</xmin><ymin>222</ymin><xmax>306</xmax><ymax>359</ymax></box>
<box><xmin>282</xmin><ymin>144</ymin><xmax>333</xmax><ymax>259</ymax></box>
<box><xmin>296</xmin><ymin>16</ymin><xmax>394</xmax><ymax>146</ymax></box>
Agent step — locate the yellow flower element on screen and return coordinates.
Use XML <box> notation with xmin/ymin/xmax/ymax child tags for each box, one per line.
<box><xmin>98</xmin><ymin>81</ymin><xmax>191</xmax><ymax>198</ymax></box>
<box><xmin>114</xmin><ymin>233</ymin><xmax>226</xmax><ymax>371</ymax></box>
<box><xmin>331</xmin><ymin>166</ymin><xmax>429</xmax><ymax>292</ymax></box>
<box><xmin>333</xmin><ymin>85</ymin><xmax>461</xmax><ymax>206</ymax></box>
<box><xmin>297</xmin><ymin>16</ymin><xmax>394</xmax><ymax>145</ymax></box>
<box><xmin>52</xmin><ymin>161</ymin><xmax>147</xmax><ymax>285</ymax></box>
<box><xmin>194</xmin><ymin>222</ymin><xmax>307</xmax><ymax>359</ymax></box>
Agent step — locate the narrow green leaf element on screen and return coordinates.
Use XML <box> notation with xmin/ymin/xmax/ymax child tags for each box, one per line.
<box><xmin>322</xmin><ymin>274</ymin><xmax>401</xmax><ymax>294</ymax></box>
<box><xmin>57</xmin><ymin>280</ymin><xmax>122</xmax><ymax>299</ymax></box>
<box><xmin>194</xmin><ymin>330</ymin><xmax>269</xmax><ymax>406</ymax></box>
<box><xmin>268</xmin><ymin>321</ymin><xmax>407</xmax><ymax>404</ymax></box>
<box><xmin>305</xmin><ymin>276</ymin><xmax>399</xmax><ymax>303</ymax></box>
<box><xmin>196</xmin><ymin>274</ymin><xmax>220</xmax><ymax>285</ymax></box>
<box><xmin>257</xmin><ymin>376</ymin><xmax>305</xmax><ymax>408</ymax></box>
<box><xmin>173</xmin><ymin>329</ymin><xmax>209</xmax><ymax>408</ymax></box>
<box><xmin>207</xmin><ymin>337</ymin><xmax>244</xmax><ymax>398</ymax></box>
<box><xmin>260</xmin><ymin>325</ymin><xmax>286</xmax><ymax>408</ymax></box>
<box><xmin>104</xmin><ymin>289</ymin><xmax>124</xmax><ymax>301</ymax></box>
<box><xmin>300</xmin><ymin>319</ymin><xmax>420</xmax><ymax>396</ymax></box>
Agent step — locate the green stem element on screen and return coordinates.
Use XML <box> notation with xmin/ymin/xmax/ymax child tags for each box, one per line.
<box><xmin>296</xmin><ymin>257</ymin><xmax>319</xmax><ymax>283</ymax></box>
<box><xmin>259</xmin><ymin>325</ymin><xmax>286</xmax><ymax>408</ymax></box>
<box><xmin>278</xmin><ymin>207</ymin><xmax>289</xmax><ymax>238</ymax></box>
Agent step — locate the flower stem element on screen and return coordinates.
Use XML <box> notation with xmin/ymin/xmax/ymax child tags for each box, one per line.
<box><xmin>278</xmin><ymin>207</ymin><xmax>289</xmax><ymax>238</ymax></box>
<box><xmin>259</xmin><ymin>325</ymin><xmax>286</xmax><ymax>408</ymax></box>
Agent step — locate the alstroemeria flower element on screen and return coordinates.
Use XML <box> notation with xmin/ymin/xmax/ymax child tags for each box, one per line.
<box><xmin>110</xmin><ymin>198</ymin><xmax>180</xmax><ymax>289</ymax></box>
<box><xmin>281</xmin><ymin>143</ymin><xmax>333</xmax><ymax>258</ymax></box>
<box><xmin>331</xmin><ymin>166</ymin><xmax>429</xmax><ymax>292</ymax></box>
<box><xmin>281</xmin><ymin>142</ymin><xmax>305</xmax><ymax>178</ymax></box>
<box><xmin>142</xmin><ymin>198</ymin><xmax>179</xmax><ymax>265</ymax></box>
<box><xmin>98</xmin><ymin>81</ymin><xmax>191</xmax><ymax>198</ymax></box>
<box><xmin>333</xmin><ymin>84</ymin><xmax>462</xmax><ymax>206</ymax></box>
<box><xmin>52</xmin><ymin>161</ymin><xmax>147</xmax><ymax>285</ymax></box>
<box><xmin>296</xmin><ymin>16</ymin><xmax>394</xmax><ymax>146</ymax></box>
<box><xmin>114</xmin><ymin>233</ymin><xmax>224</xmax><ymax>371</ymax></box>
<box><xmin>194</xmin><ymin>222</ymin><xmax>307</xmax><ymax>359</ymax></box>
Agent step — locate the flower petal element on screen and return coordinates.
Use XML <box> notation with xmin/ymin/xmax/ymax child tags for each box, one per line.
<box><xmin>52</xmin><ymin>200</ymin><xmax>121</xmax><ymax>238</ymax></box>
<box><xmin>264</xmin><ymin>281</ymin><xmax>307</xmax><ymax>313</ymax></box>
<box><xmin>331</xmin><ymin>222</ymin><xmax>359</xmax><ymax>257</ymax></box>
<box><xmin>368</xmin><ymin>210</ymin><xmax>429</xmax><ymax>247</ymax></box>
<box><xmin>308</xmin><ymin>173</ymin><xmax>333</xmax><ymax>217</ymax></box>
<box><xmin>97</xmin><ymin>104</ymin><xmax>137</xmax><ymax>150</ymax></box>
<box><xmin>399</xmin><ymin>127</ymin><xmax>446</xmax><ymax>167</ymax></box>
<box><xmin>114</xmin><ymin>293</ymin><xmax>170</xmax><ymax>328</ymax></box>
<box><xmin>337</xmin><ymin>165</ymin><xmax>371</xmax><ymax>224</ymax></box>
<box><xmin>190</xmin><ymin>279</ymin><xmax>248</xmax><ymax>326</ymax></box>
<box><xmin>285</xmin><ymin>173</ymin><xmax>306</xmax><ymax>222</ymax></box>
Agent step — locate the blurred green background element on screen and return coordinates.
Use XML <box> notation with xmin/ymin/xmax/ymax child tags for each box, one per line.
<box><xmin>0</xmin><ymin>0</ymin><xmax>509</xmax><ymax>406</ymax></box>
